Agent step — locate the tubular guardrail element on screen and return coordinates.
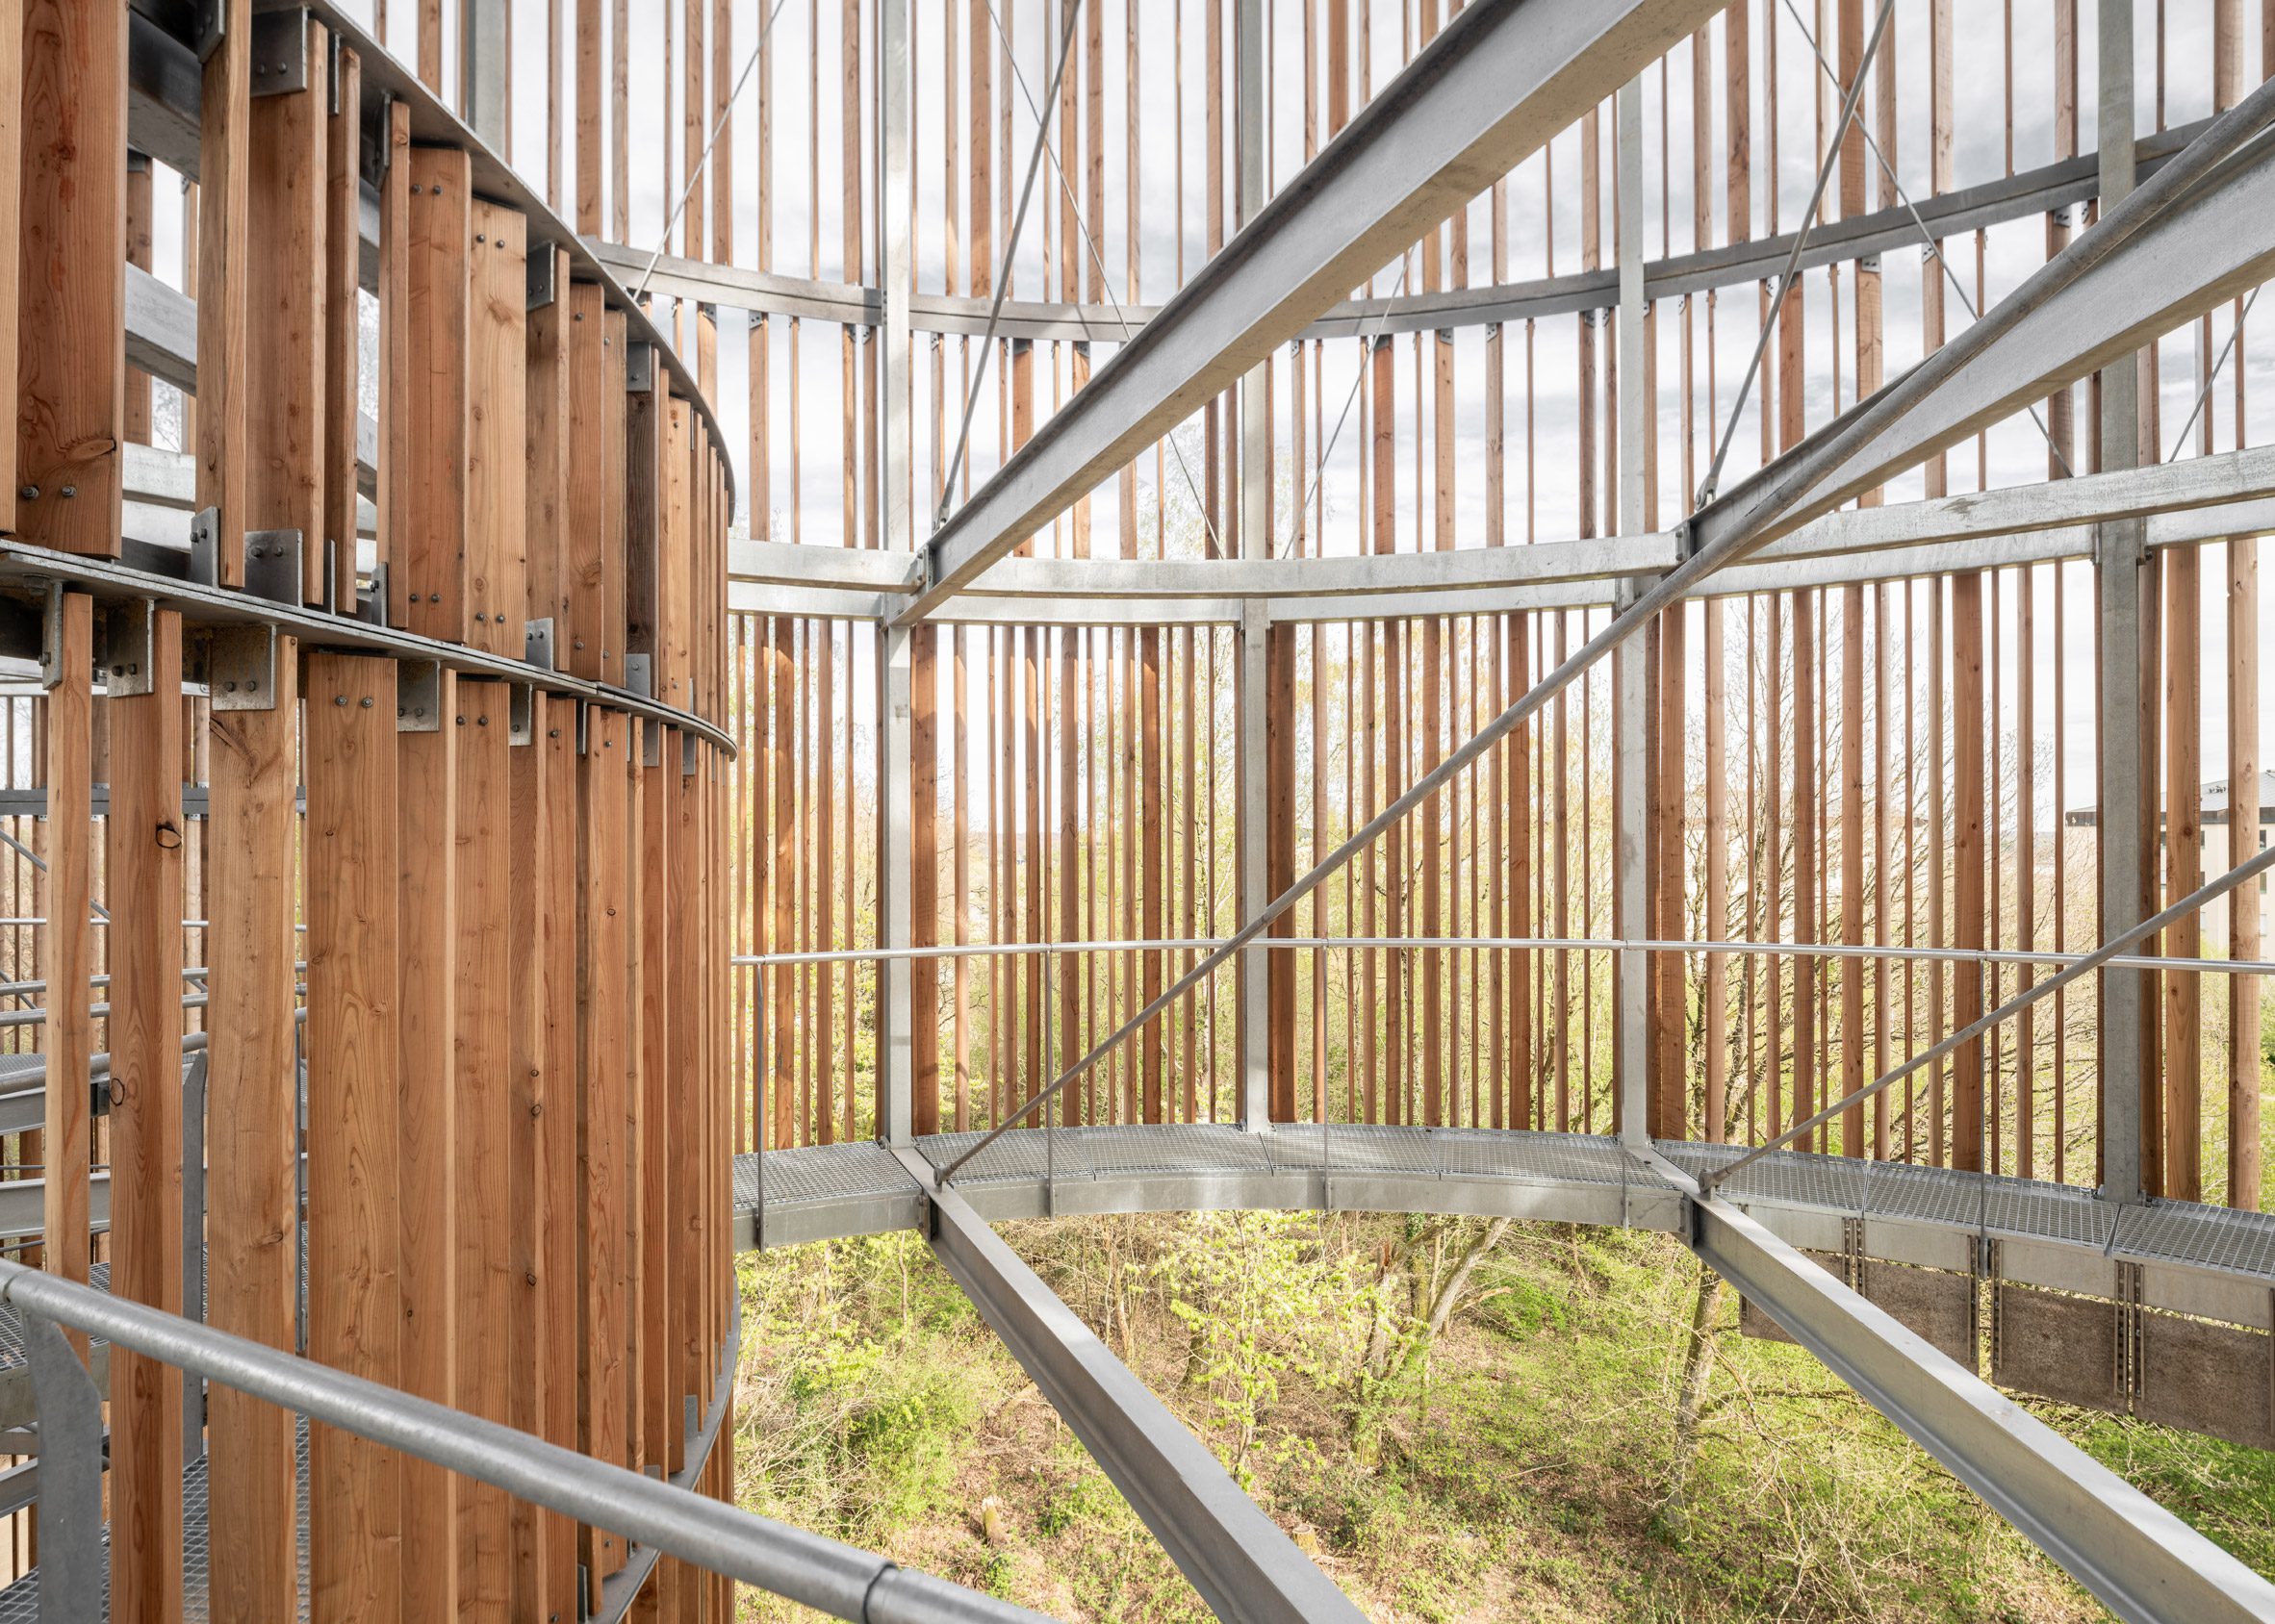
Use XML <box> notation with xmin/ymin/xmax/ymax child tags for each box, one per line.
<box><xmin>0</xmin><ymin>1258</ymin><xmax>1053</xmax><ymax>1624</ymax></box>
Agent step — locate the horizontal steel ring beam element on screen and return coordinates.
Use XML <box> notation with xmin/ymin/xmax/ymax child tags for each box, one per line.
<box><xmin>586</xmin><ymin>118</ymin><xmax>2212</xmax><ymax>343</ymax></box>
<box><xmin>904</xmin><ymin>0</ymin><xmax>1728</xmax><ymax>623</ymax></box>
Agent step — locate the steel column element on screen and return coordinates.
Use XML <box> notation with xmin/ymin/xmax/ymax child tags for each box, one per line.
<box><xmin>1235</xmin><ymin>0</ymin><xmax>1271</xmax><ymax>1129</ymax></box>
<box><xmin>1614</xmin><ymin>76</ymin><xmax>1651</xmax><ymax>1146</ymax></box>
<box><xmin>876</xmin><ymin>0</ymin><xmax>915</xmax><ymax>1146</ymax></box>
<box><xmin>2095</xmin><ymin>0</ymin><xmax>2148</xmax><ymax>1205</ymax></box>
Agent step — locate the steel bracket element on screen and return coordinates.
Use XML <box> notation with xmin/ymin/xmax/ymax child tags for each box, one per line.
<box><xmin>249</xmin><ymin>8</ymin><xmax>310</xmax><ymax>95</ymax></box>
<box><xmin>396</xmin><ymin>660</ymin><xmax>443</xmax><ymax>732</ymax></box>
<box><xmin>98</xmin><ymin>599</ymin><xmax>157</xmax><ymax>697</ymax></box>
<box><xmin>524</xmin><ymin>615</ymin><xmax>556</xmax><ymax>671</ymax></box>
<box><xmin>206</xmin><ymin>624</ymin><xmax>280</xmax><ymax>712</ymax></box>
<box><xmin>34</xmin><ymin>587</ymin><xmax>67</xmax><ymax>691</ymax></box>
<box><xmin>680</xmin><ymin>731</ymin><xmax>698</xmax><ymax>776</ymax></box>
<box><xmin>626</xmin><ymin>341</ymin><xmax>655</xmax><ymax>394</ymax></box>
<box><xmin>188</xmin><ymin>507</ymin><xmax>225</xmax><ymax>588</ymax></box>
<box><xmin>244</xmin><ymin>528</ymin><xmax>305</xmax><ymax>606</ymax></box>
<box><xmin>192</xmin><ymin>0</ymin><xmax>226</xmax><ymax>63</ymax></box>
<box><xmin>527</xmin><ymin>245</ymin><xmax>558</xmax><ymax>311</ymax></box>
<box><xmin>509</xmin><ymin>683</ymin><xmax>535</xmax><ymax>746</ymax></box>
<box><xmin>623</xmin><ymin>652</ymin><xmax>653</xmax><ymax>698</ymax></box>
<box><xmin>640</xmin><ymin>717</ymin><xmax>661</xmax><ymax>767</ymax></box>
<box><xmin>358</xmin><ymin>561</ymin><xmax>390</xmax><ymax>628</ymax></box>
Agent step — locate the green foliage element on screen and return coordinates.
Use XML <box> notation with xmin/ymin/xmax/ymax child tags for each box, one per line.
<box><xmin>734</xmin><ymin>1215</ymin><xmax>2275</xmax><ymax>1622</ymax></box>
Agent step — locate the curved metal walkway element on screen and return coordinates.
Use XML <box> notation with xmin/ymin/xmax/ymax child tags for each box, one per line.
<box><xmin>739</xmin><ymin>1126</ymin><xmax>2275</xmax><ymax>1334</ymax></box>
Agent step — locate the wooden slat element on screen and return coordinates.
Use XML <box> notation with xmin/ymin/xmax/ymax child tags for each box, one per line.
<box><xmin>527</xmin><ymin>248</ymin><xmax>574</xmax><ymax>636</ymax></box>
<box><xmin>577</xmin><ymin>704</ymin><xmax>633</xmax><ymax>1577</ymax></box>
<box><xmin>0</xmin><ymin>0</ymin><xmax>19</xmax><ymax>535</ymax></box>
<box><xmin>245</xmin><ymin>19</ymin><xmax>330</xmax><ymax>601</ymax></box>
<box><xmin>325</xmin><ymin>46</ymin><xmax>365</xmax><ymax>612</ymax></box>
<box><xmin>467</xmin><ymin>201</ymin><xmax>528</xmax><ymax>655</ymax></box>
<box><xmin>453</xmin><ymin>680</ymin><xmax>514</xmax><ymax>1621</ymax></box>
<box><xmin>564</xmin><ymin>283</ymin><xmax>610</xmax><ymax>678</ymax></box>
<box><xmin>378</xmin><ymin>97</ymin><xmax>411</xmax><ymax>604</ymax></box>
<box><xmin>397</xmin><ymin>674</ymin><xmax>459</xmax><ymax>1620</ymax></box>
<box><xmin>406</xmin><ymin>145</ymin><xmax>473</xmax><ymax>643</ymax></box>
<box><xmin>538</xmin><ymin>699</ymin><xmax>583</xmax><ymax>1620</ymax></box>
<box><xmin>626</xmin><ymin>373</ymin><xmax>664</xmax><ymax>682</ymax></box>
<box><xmin>124</xmin><ymin>156</ymin><xmax>152</xmax><ymax>443</ymax></box>
<box><xmin>15</xmin><ymin>0</ymin><xmax>126</xmax><ymax>555</ymax></box>
<box><xmin>206</xmin><ymin>637</ymin><xmax>301</xmax><ymax>1622</ymax></box>
<box><xmin>664</xmin><ymin>399</ymin><xmax>695</xmax><ymax>715</ymax></box>
<box><xmin>108</xmin><ymin>608</ymin><xmax>186</xmax><ymax>1624</ymax></box>
<box><xmin>304</xmin><ymin>651</ymin><xmax>404</xmax><ymax>1624</ymax></box>
<box><xmin>603</xmin><ymin>311</ymin><xmax>629</xmax><ymax>684</ymax></box>
<box><xmin>41</xmin><ymin>593</ymin><xmax>92</xmax><ymax>1321</ymax></box>
<box><xmin>639</xmin><ymin>736</ymin><xmax>675</xmax><ymax>1482</ymax></box>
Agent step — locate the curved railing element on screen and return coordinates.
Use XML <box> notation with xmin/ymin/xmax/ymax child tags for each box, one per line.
<box><xmin>4</xmin><ymin>2</ymin><xmax>740</xmax><ymax>1618</ymax></box>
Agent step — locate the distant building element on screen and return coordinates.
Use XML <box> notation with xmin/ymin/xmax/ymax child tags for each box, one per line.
<box><xmin>2065</xmin><ymin>769</ymin><xmax>2275</xmax><ymax>947</ymax></box>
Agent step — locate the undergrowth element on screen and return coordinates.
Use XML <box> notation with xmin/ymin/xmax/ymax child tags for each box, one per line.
<box><xmin>731</xmin><ymin>1213</ymin><xmax>2275</xmax><ymax>1622</ymax></box>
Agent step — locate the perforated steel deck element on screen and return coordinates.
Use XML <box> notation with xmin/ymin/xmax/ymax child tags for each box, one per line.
<box><xmin>0</xmin><ymin>1425</ymin><xmax>313</xmax><ymax>1623</ymax></box>
<box><xmin>743</xmin><ymin>1127</ymin><xmax>2275</xmax><ymax>1293</ymax></box>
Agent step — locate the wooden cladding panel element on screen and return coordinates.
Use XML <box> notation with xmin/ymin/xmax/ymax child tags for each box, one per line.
<box><xmin>0</xmin><ymin>0</ymin><xmax>18</xmax><ymax>535</ymax></box>
<box><xmin>14</xmin><ymin>0</ymin><xmax>125</xmax><ymax>555</ymax></box>
<box><xmin>323</xmin><ymin>46</ymin><xmax>365</xmax><ymax>612</ymax></box>
<box><xmin>638</xmin><ymin>742</ymin><xmax>675</xmax><ymax>1481</ymax></box>
<box><xmin>194</xmin><ymin>0</ymin><xmax>250</xmax><ymax>573</ymax></box>
<box><xmin>454</xmin><ymin>680</ymin><xmax>515</xmax><ymax>1623</ymax></box>
<box><xmin>508</xmin><ymin>694</ymin><xmax>556</xmax><ymax>1615</ymax></box>
<box><xmin>577</xmin><ymin>704</ymin><xmax>634</xmax><ymax>1578</ymax></box>
<box><xmin>396</xmin><ymin>676</ymin><xmax>460</xmax><ymax>1619</ymax></box>
<box><xmin>527</xmin><ymin>249</ymin><xmax>574</xmax><ymax>635</ymax></box>
<box><xmin>538</xmin><ymin>708</ymin><xmax>583</xmax><ymax>1620</ymax></box>
<box><xmin>304</xmin><ymin>652</ymin><xmax>406</xmax><ymax>1624</ymax></box>
<box><xmin>244</xmin><ymin>19</ymin><xmax>329</xmax><ymax>599</ymax></box>
<box><xmin>108</xmin><ymin>609</ymin><xmax>187</xmax><ymax>1624</ymax></box>
<box><xmin>565</xmin><ymin>285</ymin><xmax>623</xmax><ymax>680</ymax></box>
<box><xmin>40</xmin><ymin>594</ymin><xmax>91</xmax><ymax>1317</ymax></box>
<box><xmin>663</xmin><ymin>396</ymin><xmax>694</xmax><ymax>711</ymax></box>
<box><xmin>626</xmin><ymin>371</ymin><xmax>664</xmax><ymax>677</ymax></box>
<box><xmin>378</xmin><ymin>98</ymin><xmax>412</xmax><ymax>605</ymax></box>
<box><xmin>466</xmin><ymin>204</ymin><xmax>528</xmax><ymax>657</ymax></box>
<box><xmin>205</xmin><ymin>637</ymin><xmax>302</xmax><ymax>1623</ymax></box>
<box><xmin>405</xmin><ymin>146</ymin><xmax>473</xmax><ymax>643</ymax></box>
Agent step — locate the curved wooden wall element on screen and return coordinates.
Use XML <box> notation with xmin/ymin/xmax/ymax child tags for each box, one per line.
<box><xmin>4</xmin><ymin>1</ymin><xmax>736</xmax><ymax>1618</ymax></box>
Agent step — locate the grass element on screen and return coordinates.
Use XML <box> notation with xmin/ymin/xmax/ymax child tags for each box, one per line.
<box><xmin>731</xmin><ymin>1214</ymin><xmax>2275</xmax><ymax>1622</ymax></box>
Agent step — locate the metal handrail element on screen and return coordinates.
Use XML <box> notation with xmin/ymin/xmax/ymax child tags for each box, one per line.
<box><xmin>0</xmin><ymin>1258</ymin><xmax>1052</xmax><ymax>1624</ymax></box>
<box><xmin>733</xmin><ymin>933</ymin><xmax>2275</xmax><ymax>976</ymax></box>
<box><xmin>1701</xmin><ymin>840</ymin><xmax>2275</xmax><ymax>1194</ymax></box>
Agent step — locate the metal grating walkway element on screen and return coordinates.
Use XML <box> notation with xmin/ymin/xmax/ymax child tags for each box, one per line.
<box><xmin>744</xmin><ymin>1127</ymin><xmax>2275</xmax><ymax>1293</ymax></box>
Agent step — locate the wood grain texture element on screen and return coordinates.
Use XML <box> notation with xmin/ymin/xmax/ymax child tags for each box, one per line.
<box><xmin>578</xmin><ymin>704</ymin><xmax>633</xmax><ymax>1577</ymax></box>
<box><xmin>41</xmin><ymin>593</ymin><xmax>91</xmax><ymax>1324</ymax></box>
<box><xmin>639</xmin><ymin>745</ymin><xmax>675</xmax><ymax>1479</ymax></box>
<box><xmin>304</xmin><ymin>652</ymin><xmax>405</xmax><ymax>1624</ymax></box>
<box><xmin>378</xmin><ymin>97</ymin><xmax>411</xmax><ymax>606</ymax></box>
<box><xmin>526</xmin><ymin>247</ymin><xmax>573</xmax><ymax>633</ymax></box>
<box><xmin>325</xmin><ymin>47</ymin><xmax>365</xmax><ymax>611</ymax></box>
<box><xmin>15</xmin><ymin>0</ymin><xmax>126</xmax><ymax>555</ymax></box>
<box><xmin>206</xmin><ymin>637</ymin><xmax>301</xmax><ymax>1623</ymax></box>
<box><xmin>538</xmin><ymin>704</ymin><xmax>583</xmax><ymax>1619</ymax></box>
<box><xmin>0</xmin><ymin>0</ymin><xmax>18</xmax><ymax>534</ymax></box>
<box><xmin>445</xmin><ymin>680</ymin><xmax>513</xmax><ymax>1620</ymax></box>
<box><xmin>406</xmin><ymin>145</ymin><xmax>473</xmax><ymax>643</ymax></box>
<box><xmin>397</xmin><ymin>674</ymin><xmax>460</xmax><ymax>1620</ymax></box>
<box><xmin>466</xmin><ymin>201</ymin><xmax>528</xmax><ymax>655</ymax></box>
<box><xmin>245</xmin><ymin>19</ymin><xmax>328</xmax><ymax>598</ymax></box>
<box><xmin>108</xmin><ymin>608</ymin><xmax>186</xmax><ymax>1624</ymax></box>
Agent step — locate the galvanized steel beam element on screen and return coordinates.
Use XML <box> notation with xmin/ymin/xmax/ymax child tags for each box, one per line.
<box><xmin>900</xmin><ymin>0</ymin><xmax>1726</xmax><ymax>622</ymax></box>
<box><xmin>900</xmin><ymin>1153</ymin><xmax>1367</xmax><ymax>1624</ymax></box>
